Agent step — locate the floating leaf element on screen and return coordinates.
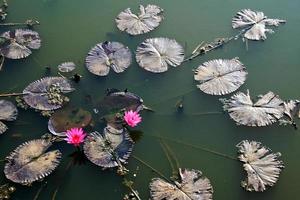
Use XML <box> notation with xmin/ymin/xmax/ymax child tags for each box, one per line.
<box><xmin>0</xmin><ymin>100</ymin><xmax>18</xmax><ymax>134</ymax></box>
<box><xmin>23</xmin><ymin>77</ymin><xmax>74</xmax><ymax>111</ymax></box>
<box><xmin>58</xmin><ymin>62</ymin><xmax>76</xmax><ymax>73</ymax></box>
<box><xmin>221</xmin><ymin>90</ymin><xmax>284</xmax><ymax>126</ymax></box>
<box><xmin>194</xmin><ymin>58</ymin><xmax>247</xmax><ymax>95</ymax></box>
<box><xmin>237</xmin><ymin>140</ymin><xmax>284</xmax><ymax>192</ymax></box>
<box><xmin>150</xmin><ymin>168</ymin><xmax>213</xmax><ymax>200</ymax></box>
<box><xmin>136</xmin><ymin>37</ymin><xmax>185</xmax><ymax>73</ymax></box>
<box><xmin>83</xmin><ymin>126</ymin><xmax>134</xmax><ymax>168</ymax></box>
<box><xmin>0</xmin><ymin>29</ymin><xmax>41</xmax><ymax>59</ymax></box>
<box><xmin>4</xmin><ymin>139</ymin><xmax>62</xmax><ymax>185</ymax></box>
<box><xmin>115</xmin><ymin>4</ymin><xmax>163</xmax><ymax>35</ymax></box>
<box><xmin>85</xmin><ymin>41</ymin><xmax>132</xmax><ymax>76</ymax></box>
<box><xmin>48</xmin><ymin>107</ymin><xmax>92</xmax><ymax>136</ymax></box>
<box><xmin>232</xmin><ymin>9</ymin><xmax>286</xmax><ymax>41</ymax></box>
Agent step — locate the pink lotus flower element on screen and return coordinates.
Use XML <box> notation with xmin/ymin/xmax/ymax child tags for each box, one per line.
<box><xmin>65</xmin><ymin>127</ymin><xmax>86</xmax><ymax>146</ymax></box>
<box><xmin>124</xmin><ymin>110</ymin><xmax>142</xmax><ymax>127</ymax></box>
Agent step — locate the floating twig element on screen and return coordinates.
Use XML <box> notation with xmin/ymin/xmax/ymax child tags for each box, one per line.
<box><xmin>0</xmin><ymin>19</ymin><xmax>40</xmax><ymax>27</ymax></box>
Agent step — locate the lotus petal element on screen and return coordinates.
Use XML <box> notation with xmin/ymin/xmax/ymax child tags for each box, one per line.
<box><xmin>0</xmin><ymin>29</ymin><xmax>41</xmax><ymax>59</ymax></box>
<box><xmin>58</xmin><ymin>62</ymin><xmax>76</xmax><ymax>73</ymax></box>
<box><xmin>115</xmin><ymin>4</ymin><xmax>163</xmax><ymax>35</ymax></box>
<box><xmin>0</xmin><ymin>100</ymin><xmax>18</xmax><ymax>121</ymax></box>
<box><xmin>194</xmin><ymin>58</ymin><xmax>247</xmax><ymax>95</ymax></box>
<box><xmin>48</xmin><ymin>107</ymin><xmax>92</xmax><ymax>136</ymax></box>
<box><xmin>232</xmin><ymin>9</ymin><xmax>286</xmax><ymax>41</ymax></box>
<box><xmin>85</xmin><ymin>41</ymin><xmax>132</xmax><ymax>76</ymax></box>
<box><xmin>23</xmin><ymin>77</ymin><xmax>74</xmax><ymax>111</ymax></box>
<box><xmin>136</xmin><ymin>37</ymin><xmax>185</xmax><ymax>73</ymax></box>
<box><xmin>4</xmin><ymin>139</ymin><xmax>62</xmax><ymax>185</ymax></box>
<box><xmin>150</xmin><ymin>168</ymin><xmax>213</xmax><ymax>200</ymax></box>
<box><xmin>83</xmin><ymin>126</ymin><xmax>134</xmax><ymax>168</ymax></box>
<box><xmin>221</xmin><ymin>90</ymin><xmax>285</xmax><ymax>126</ymax></box>
<box><xmin>237</xmin><ymin>140</ymin><xmax>284</xmax><ymax>192</ymax></box>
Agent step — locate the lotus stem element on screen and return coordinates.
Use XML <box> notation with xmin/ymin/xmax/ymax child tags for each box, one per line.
<box><xmin>0</xmin><ymin>55</ymin><xmax>4</xmax><ymax>71</ymax></box>
<box><xmin>132</xmin><ymin>155</ymin><xmax>171</xmax><ymax>182</ymax></box>
<box><xmin>0</xmin><ymin>92</ymin><xmax>28</xmax><ymax>97</ymax></box>
<box><xmin>159</xmin><ymin>139</ymin><xmax>177</xmax><ymax>175</ymax></box>
<box><xmin>148</xmin><ymin>135</ymin><xmax>238</xmax><ymax>161</ymax></box>
<box><xmin>0</xmin><ymin>19</ymin><xmax>40</xmax><ymax>27</ymax></box>
<box><xmin>162</xmin><ymin>140</ymin><xmax>180</xmax><ymax>169</ymax></box>
<box><xmin>33</xmin><ymin>182</ymin><xmax>47</xmax><ymax>200</ymax></box>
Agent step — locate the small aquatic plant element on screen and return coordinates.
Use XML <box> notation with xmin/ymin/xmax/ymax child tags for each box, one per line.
<box><xmin>124</xmin><ymin>110</ymin><xmax>142</xmax><ymax>127</ymax></box>
<box><xmin>65</xmin><ymin>127</ymin><xmax>86</xmax><ymax>147</ymax></box>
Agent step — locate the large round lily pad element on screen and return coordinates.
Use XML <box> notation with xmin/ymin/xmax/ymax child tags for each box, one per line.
<box><xmin>194</xmin><ymin>58</ymin><xmax>247</xmax><ymax>95</ymax></box>
<box><xmin>4</xmin><ymin>139</ymin><xmax>62</xmax><ymax>185</ymax></box>
<box><xmin>0</xmin><ymin>29</ymin><xmax>41</xmax><ymax>59</ymax></box>
<box><xmin>115</xmin><ymin>4</ymin><xmax>164</xmax><ymax>35</ymax></box>
<box><xmin>136</xmin><ymin>37</ymin><xmax>184</xmax><ymax>73</ymax></box>
<box><xmin>0</xmin><ymin>100</ymin><xmax>18</xmax><ymax>134</ymax></box>
<box><xmin>150</xmin><ymin>168</ymin><xmax>213</xmax><ymax>200</ymax></box>
<box><xmin>85</xmin><ymin>41</ymin><xmax>132</xmax><ymax>76</ymax></box>
<box><xmin>221</xmin><ymin>90</ymin><xmax>285</xmax><ymax>126</ymax></box>
<box><xmin>23</xmin><ymin>77</ymin><xmax>74</xmax><ymax>111</ymax></box>
<box><xmin>232</xmin><ymin>9</ymin><xmax>286</xmax><ymax>41</ymax></box>
<box><xmin>48</xmin><ymin>107</ymin><xmax>92</xmax><ymax>136</ymax></box>
<box><xmin>83</xmin><ymin>126</ymin><xmax>134</xmax><ymax>168</ymax></box>
<box><xmin>237</xmin><ymin>140</ymin><xmax>284</xmax><ymax>192</ymax></box>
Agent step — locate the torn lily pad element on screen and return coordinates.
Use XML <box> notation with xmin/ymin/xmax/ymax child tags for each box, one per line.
<box><xmin>194</xmin><ymin>58</ymin><xmax>247</xmax><ymax>95</ymax></box>
<box><xmin>58</xmin><ymin>62</ymin><xmax>76</xmax><ymax>73</ymax></box>
<box><xmin>136</xmin><ymin>37</ymin><xmax>185</xmax><ymax>73</ymax></box>
<box><xmin>0</xmin><ymin>100</ymin><xmax>18</xmax><ymax>134</ymax></box>
<box><xmin>232</xmin><ymin>9</ymin><xmax>286</xmax><ymax>41</ymax></box>
<box><xmin>83</xmin><ymin>126</ymin><xmax>133</xmax><ymax>169</ymax></box>
<box><xmin>237</xmin><ymin>140</ymin><xmax>284</xmax><ymax>192</ymax></box>
<box><xmin>4</xmin><ymin>139</ymin><xmax>62</xmax><ymax>185</ymax></box>
<box><xmin>221</xmin><ymin>90</ymin><xmax>284</xmax><ymax>126</ymax></box>
<box><xmin>0</xmin><ymin>29</ymin><xmax>41</xmax><ymax>59</ymax></box>
<box><xmin>85</xmin><ymin>41</ymin><xmax>132</xmax><ymax>76</ymax></box>
<box><xmin>23</xmin><ymin>77</ymin><xmax>74</xmax><ymax>111</ymax></box>
<box><xmin>150</xmin><ymin>168</ymin><xmax>213</xmax><ymax>200</ymax></box>
<box><xmin>115</xmin><ymin>4</ymin><xmax>163</xmax><ymax>35</ymax></box>
<box><xmin>48</xmin><ymin>107</ymin><xmax>92</xmax><ymax>136</ymax></box>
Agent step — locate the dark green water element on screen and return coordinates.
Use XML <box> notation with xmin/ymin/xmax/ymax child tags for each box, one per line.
<box><xmin>0</xmin><ymin>0</ymin><xmax>300</xmax><ymax>199</ymax></box>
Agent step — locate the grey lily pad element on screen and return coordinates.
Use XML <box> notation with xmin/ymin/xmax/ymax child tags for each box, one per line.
<box><xmin>0</xmin><ymin>100</ymin><xmax>18</xmax><ymax>134</ymax></box>
<box><xmin>58</xmin><ymin>62</ymin><xmax>76</xmax><ymax>73</ymax></box>
<box><xmin>136</xmin><ymin>37</ymin><xmax>185</xmax><ymax>73</ymax></box>
<box><xmin>232</xmin><ymin>9</ymin><xmax>286</xmax><ymax>41</ymax></box>
<box><xmin>115</xmin><ymin>4</ymin><xmax>163</xmax><ymax>35</ymax></box>
<box><xmin>221</xmin><ymin>90</ymin><xmax>284</xmax><ymax>126</ymax></box>
<box><xmin>85</xmin><ymin>41</ymin><xmax>132</xmax><ymax>76</ymax></box>
<box><xmin>194</xmin><ymin>58</ymin><xmax>247</xmax><ymax>95</ymax></box>
<box><xmin>48</xmin><ymin>107</ymin><xmax>92</xmax><ymax>136</ymax></box>
<box><xmin>23</xmin><ymin>77</ymin><xmax>74</xmax><ymax>111</ymax></box>
<box><xmin>0</xmin><ymin>29</ymin><xmax>41</xmax><ymax>59</ymax></box>
<box><xmin>150</xmin><ymin>168</ymin><xmax>213</xmax><ymax>200</ymax></box>
<box><xmin>237</xmin><ymin>140</ymin><xmax>284</xmax><ymax>192</ymax></box>
<box><xmin>83</xmin><ymin>126</ymin><xmax>134</xmax><ymax>168</ymax></box>
<box><xmin>4</xmin><ymin>139</ymin><xmax>62</xmax><ymax>185</ymax></box>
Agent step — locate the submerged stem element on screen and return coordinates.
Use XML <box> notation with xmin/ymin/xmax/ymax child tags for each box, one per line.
<box><xmin>0</xmin><ymin>92</ymin><xmax>27</xmax><ymax>97</ymax></box>
<box><xmin>132</xmin><ymin>155</ymin><xmax>171</xmax><ymax>182</ymax></box>
<box><xmin>159</xmin><ymin>139</ymin><xmax>177</xmax><ymax>174</ymax></box>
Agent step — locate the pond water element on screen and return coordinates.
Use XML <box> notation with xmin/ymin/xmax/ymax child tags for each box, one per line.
<box><xmin>0</xmin><ymin>0</ymin><xmax>300</xmax><ymax>199</ymax></box>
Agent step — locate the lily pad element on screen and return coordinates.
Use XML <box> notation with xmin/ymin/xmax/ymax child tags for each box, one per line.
<box><xmin>115</xmin><ymin>4</ymin><xmax>163</xmax><ymax>35</ymax></box>
<box><xmin>194</xmin><ymin>58</ymin><xmax>247</xmax><ymax>95</ymax></box>
<box><xmin>0</xmin><ymin>100</ymin><xmax>18</xmax><ymax>134</ymax></box>
<box><xmin>83</xmin><ymin>126</ymin><xmax>134</xmax><ymax>168</ymax></box>
<box><xmin>221</xmin><ymin>90</ymin><xmax>284</xmax><ymax>126</ymax></box>
<box><xmin>85</xmin><ymin>41</ymin><xmax>132</xmax><ymax>76</ymax></box>
<box><xmin>58</xmin><ymin>62</ymin><xmax>76</xmax><ymax>73</ymax></box>
<box><xmin>0</xmin><ymin>29</ymin><xmax>41</xmax><ymax>59</ymax></box>
<box><xmin>150</xmin><ymin>168</ymin><xmax>213</xmax><ymax>200</ymax></box>
<box><xmin>48</xmin><ymin>107</ymin><xmax>92</xmax><ymax>136</ymax></box>
<box><xmin>136</xmin><ymin>37</ymin><xmax>185</xmax><ymax>73</ymax></box>
<box><xmin>237</xmin><ymin>140</ymin><xmax>284</xmax><ymax>192</ymax></box>
<box><xmin>232</xmin><ymin>9</ymin><xmax>286</xmax><ymax>41</ymax></box>
<box><xmin>23</xmin><ymin>77</ymin><xmax>74</xmax><ymax>111</ymax></box>
<box><xmin>4</xmin><ymin>139</ymin><xmax>62</xmax><ymax>185</ymax></box>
